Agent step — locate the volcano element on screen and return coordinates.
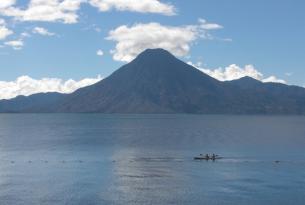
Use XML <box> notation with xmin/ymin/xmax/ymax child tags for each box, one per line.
<box><xmin>1</xmin><ymin>48</ymin><xmax>305</xmax><ymax>114</ymax></box>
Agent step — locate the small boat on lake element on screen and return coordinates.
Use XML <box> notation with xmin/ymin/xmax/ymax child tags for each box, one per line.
<box><xmin>194</xmin><ymin>154</ymin><xmax>222</xmax><ymax>160</ymax></box>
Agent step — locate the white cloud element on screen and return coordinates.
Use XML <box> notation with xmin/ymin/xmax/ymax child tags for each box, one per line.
<box><xmin>262</xmin><ymin>76</ymin><xmax>286</xmax><ymax>84</ymax></box>
<box><xmin>0</xmin><ymin>19</ymin><xmax>5</xmax><ymax>25</ymax></box>
<box><xmin>96</xmin><ymin>49</ymin><xmax>104</xmax><ymax>56</ymax></box>
<box><xmin>0</xmin><ymin>18</ymin><xmax>13</xmax><ymax>40</ymax></box>
<box><xmin>0</xmin><ymin>0</ymin><xmax>15</xmax><ymax>9</ymax></box>
<box><xmin>32</xmin><ymin>27</ymin><xmax>55</xmax><ymax>36</ymax></box>
<box><xmin>188</xmin><ymin>62</ymin><xmax>286</xmax><ymax>84</ymax></box>
<box><xmin>107</xmin><ymin>19</ymin><xmax>224</xmax><ymax>62</ymax></box>
<box><xmin>21</xmin><ymin>32</ymin><xmax>31</xmax><ymax>38</ymax></box>
<box><xmin>0</xmin><ymin>25</ymin><xmax>13</xmax><ymax>40</ymax></box>
<box><xmin>198</xmin><ymin>18</ymin><xmax>223</xmax><ymax>30</ymax></box>
<box><xmin>107</xmin><ymin>23</ymin><xmax>195</xmax><ymax>62</ymax></box>
<box><xmin>1</xmin><ymin>0</ymin><xmax>85</xmax><ymax>24</ymax></box>
<box><xmin>0</xmin><ymin>0</ymin><xmax>175</xmax><ymax>24</ymax></box>
<box><xmin>89</xmin><ymin>0</ymin><xmax>176</xmax><ymax>15</ymax></box>
<box><xmin>0</xmin><ymin>75</ymin><xmax>103</xmax><ymax>100</ymax></box>
<box><xmin>201</xmin><ymin>64</ymin><xmax>264</xmax><ymax>81</ymax></box>
<box><xmin>4</xmin><ymin>31</ymin><xmax>31</xmax><ymax>49</ymax></box>
<box><xmin>4</xmin><ymin>39</ymin><xmax>24</xmax><ymax>50</ymax></box>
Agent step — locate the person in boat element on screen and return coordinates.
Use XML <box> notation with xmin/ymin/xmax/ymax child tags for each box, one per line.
<box><xmin>212</xmin><ymin>154</ymin><xmax>216</xmax><ymax>160</ymax></box>
<box><xmin>205</xmin><ymin>154</ymin><xmax>209</xmax><ymax>160</ymax></box>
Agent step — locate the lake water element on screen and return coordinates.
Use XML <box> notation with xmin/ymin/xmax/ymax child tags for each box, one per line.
<box><xmin>0</xmin><ymin>114</ymin><xmax>305</xmax><ymax>205</ymax></box>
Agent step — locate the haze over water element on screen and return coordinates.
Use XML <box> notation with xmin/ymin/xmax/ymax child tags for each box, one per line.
<box><xmin>0</xmin><ymin>114</ymin><xmax>305</xmax><ymax>205</ymax></box>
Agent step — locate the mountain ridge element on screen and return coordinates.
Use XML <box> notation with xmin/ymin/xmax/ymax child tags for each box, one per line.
<box><xmin>1</xmin><ymin>48</ymin><xmax>305</xmax><ymax>114</ymax></box>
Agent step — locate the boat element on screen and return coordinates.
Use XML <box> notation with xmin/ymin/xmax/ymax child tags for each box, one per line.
<box><xmin>194</xmin><ymin>155</ymin><xmax>223</xmax><ymax>160</ymax></box>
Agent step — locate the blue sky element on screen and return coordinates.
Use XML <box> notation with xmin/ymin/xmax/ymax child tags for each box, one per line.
<box><xmin>0</xmin><ymin>0</ymin><xmax>304</xmax><ymax>99</ymax></box>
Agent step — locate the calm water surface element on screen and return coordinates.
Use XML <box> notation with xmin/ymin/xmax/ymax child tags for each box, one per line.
<box><xmin>0</xmin><ymin>114</ymin><xmax>305</xmax><ymax>205</ymax></box>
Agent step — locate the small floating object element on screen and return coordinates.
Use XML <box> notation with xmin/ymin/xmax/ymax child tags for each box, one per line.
<box><xmin>28</xmin><ymin>160</ymin><xmax>32</xmax><ymax>163</ymax></box>
<box><xmin>10</xmin><ymin>161</ymin><xmax>15</xmax><ymax>164</ymax></box>
<box><xmin>194</xmin><ymin>154</ymin><xmax>223</xmax><ymax>160</ymax></box>
<box><xmin>193</xmin><ymin>156</ymin><xmax>223</xmax><ymax>160</ymax></box>
<box><xmin>194</xmin><ymin>156</ymin><xmax>209</xmax><ymax>160</ymax></box>
<box><xmin>274</xmin><ymin>160</ymin><xmax>280</xmax><ymax>163</ymax></box>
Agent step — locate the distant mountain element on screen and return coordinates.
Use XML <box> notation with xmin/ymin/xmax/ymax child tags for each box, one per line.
<box><xmin>1</xmin><ymin>48</ymin><xmax>305</xmax><ymax>114</ymax></box>
<box><xmin>0</xmin><ymin>92</ymin><xmax>65</xmax><ymax>113</ymax></box>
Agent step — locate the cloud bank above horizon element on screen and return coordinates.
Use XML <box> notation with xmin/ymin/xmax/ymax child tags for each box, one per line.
<box><xmin>0</xmin><ymin>62</ymin><xmax>290</xmax><ymax>100</ymax></box>
<box><xmin>0</xmin><ymin>75</ymin><xmax>102</xmax><ymax>100</ymax></box>
<box><xmin>187</xmin><ymin>62</ymin><xmax>287</xmax><ymax>84</ymax></box>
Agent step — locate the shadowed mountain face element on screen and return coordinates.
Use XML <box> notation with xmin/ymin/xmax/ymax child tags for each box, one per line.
<box><xmin>0</xmin><ymin>93</ymin><xmax>65</xmax><ymax>113</ymax></box>
<box><xmin>1</xmin><ymin>48</ymin><xmax>305</xmax><ymax>114</ymax></box>
<box><xmin>56</xmin><ymin>49</ymin><xmax>231</xmax><ymax>113</ymax></box>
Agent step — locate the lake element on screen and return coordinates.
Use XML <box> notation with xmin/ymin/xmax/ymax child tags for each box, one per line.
<box><xmin>0</xmin><ymin>114</ymin><xmax>305</xmax><ymax>205</ymax></box>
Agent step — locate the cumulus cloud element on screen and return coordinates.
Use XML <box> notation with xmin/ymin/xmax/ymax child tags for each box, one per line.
<box><xmin>1</xmin><ymin>0</ymin><xmax>85</xmax><ymax>24</ymax></box>
<box><xmin>0</xmin><ymin>25</ymin><xmax>13</xmax><ymax>40</ymax></box>
<box><xmin>188</xmin><ymin>62</ymin><xmax>286</xmax><ymax>84</ymax></box>
<box><xmin>0</xmin><ymin>18</ymin><xmax>13</xmax><ymax>40</ymax></box>
<box><xmin>107</xmin><ymin>23</ymin><xmax>196</xmax><ymax>62</ymax></box>
<box><xmin>107</xmin><ymin>19</ymin><xmax>224</xmax><ymax>62</ymax></box>
<box><xmin>262</xmin><ymin>76</ymin><xmax>286</xmax><ymax>84</ymax></box>
<box><xmin>0</xmin><ymin>0</ymin><xmax>15</xmax><ymax>9</ymax></box>
<box><xmin>96</xmin><ymin>49</ymin><xmax>104</xmax><ymax>56</ymax></box>
<box><xmin>0</xmin><ymin>75</ymin><xmax>103</xmax><ymax>100</ymax></box>
<box><xmin>0</xmin><ymin>0</ymin><xmax>176</xmax><ymax>24</ymax></box>
<box><xmin>201</xmin><ymin>64</ymin><xmax>264</xmax><ymax>81</ymax></box>
<box><xmin>32</xmin><ymin>27</ymin><xmax>55</xmax><ymax>36</ymax></box>
<box><xmin>4</xmin><ymin>39</ymin><xmax>24</xmax><ymax>50</ymax></box>
<box><xmin>89</xmin><ymin>0</ymin><xmax>176</xmax><ymax>15</ymax></box>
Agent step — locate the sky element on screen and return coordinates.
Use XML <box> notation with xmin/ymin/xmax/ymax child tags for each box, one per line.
<box><xmin>0</xmin><ymin>0</ymin><xmax>305</xmax><ymax>99</ymax></box>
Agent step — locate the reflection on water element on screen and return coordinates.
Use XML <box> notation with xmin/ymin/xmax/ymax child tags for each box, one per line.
<box><xmin>0</xmin><ymin>114</ymin><xmax>305</xmax><ymax>205</ymax></box>
<box><xmin>106</xmin><ymin>149</ymin><xmax>189</xmax><ymax>204</ymax></box>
